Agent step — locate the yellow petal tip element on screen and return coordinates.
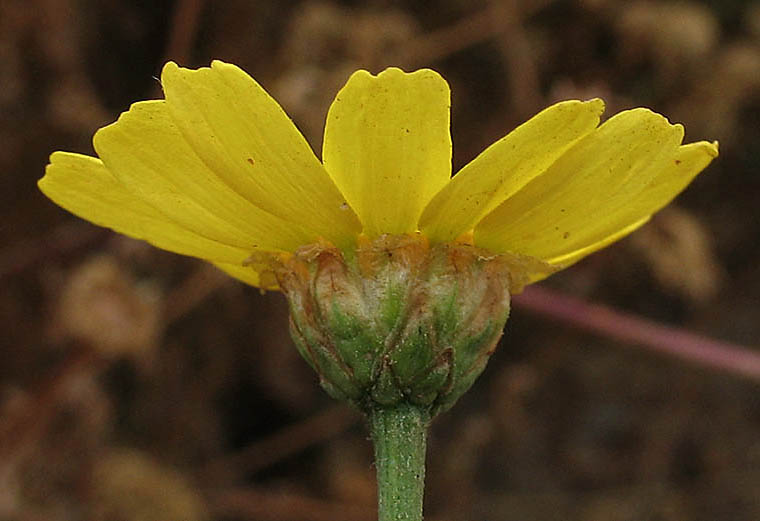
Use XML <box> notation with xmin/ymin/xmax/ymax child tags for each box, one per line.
<box><xmin>585</xmin><ymin>97</ymin><xmax>606</xmax><ymax>114</ymax></box>
<box><xmin>353</xmin><ymin>66</ymin><xmax>446</xmax><ymax>84</ymax></box>
<box><xmin>685</xmin><ymin>140</ymin><xmax>719</xmax><ymax>159</ymax></box>
<box><xmin>210</xmin><ymin>60</ymin><xmax>238</xmax><ymax>72</ymax></box>
<box><xmin>161</xmin><ymin>61</ymin><xmax>179</xmax><ymax>74</ymax></box>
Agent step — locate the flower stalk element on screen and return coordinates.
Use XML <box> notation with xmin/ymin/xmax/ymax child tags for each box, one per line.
<box><xmin>369</xmin><ymin>402</ymin><xmax>430</xmax><ymax>521</ymax></box>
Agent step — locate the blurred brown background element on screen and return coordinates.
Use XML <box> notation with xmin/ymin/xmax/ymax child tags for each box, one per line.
<box><xmin>2</xmin><ymin>0</ymin><xmax>760</xmax><ymax>520</ymax></box>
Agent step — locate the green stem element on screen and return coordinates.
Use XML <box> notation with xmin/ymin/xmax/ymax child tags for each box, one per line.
<box><xmin>369</xmin><ymin>402</ymin><xmax>430</xmax><ymax>521</ymax></box>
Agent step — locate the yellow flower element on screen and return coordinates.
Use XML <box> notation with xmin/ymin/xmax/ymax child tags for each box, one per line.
<box><xmin>39</xmin><ymin>61</ymin><xmax>717</xmax><ymax>289</ymax></box>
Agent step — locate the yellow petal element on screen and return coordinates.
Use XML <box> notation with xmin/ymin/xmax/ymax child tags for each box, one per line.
<box><xmin>93</xmin><ymin>100</ymin><xmax>312</xmax><ymax>253</ymax></box>
<box><xmin>322</xmin><ymin>68</ymin><xmax>451</xmax><ymax>237</ymax></box>
<box><xmin>525</xmin><ymin>216</ymin><xmax>651</xmax><ymax>285</ymax></box>
<box><xmin>475</xmin><ymin>109</ymin><xmax>716</xmax><ymax>260</ymax></box>
<box><xmin>160</xmin><ymin>61</ymin><xmax>361</xmax><ymax>247</ymax></box>
<box><xmin>213</xmin><ymin>262</ymin><xmax>266</xmax><ymax>288</ymax></box>
<box><xmin>39</xmin><ymin>152</ymin><xmax>251</xmax><ymax>264</ymax></box>
<box><xmin>420</xmin><ymin>99</ymin><xmax>605</xmax><ymax>242</ymax></box>
<box><xmin>545</xmin><ymin>217</ymin><xmax>651</xmax><ymax>267</ymax></box>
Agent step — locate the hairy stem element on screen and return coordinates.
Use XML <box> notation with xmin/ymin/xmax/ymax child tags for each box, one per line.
<box><xmin>369</xmin><ymin>402</ymin><xmax>430</xmax><ymax>521</ymax></box>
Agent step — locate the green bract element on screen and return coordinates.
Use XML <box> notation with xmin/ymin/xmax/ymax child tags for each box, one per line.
<box><xmin>269</xmin><ymin>235</ymin><xmax>537</xmax><ymax>415</ymax></box>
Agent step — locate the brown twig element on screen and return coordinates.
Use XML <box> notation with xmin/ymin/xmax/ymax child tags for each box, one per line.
<box><xmin>401</xmin><ymin>9</ymin><xmax>497</xmax><ymax>67</ymax></box>
<box><xmin>210</xmin><ymin>487</ymin><xmax>376</xmax><ymax>521</ymax></box>
<box><xmin>0</xmin><ymin>347</ymin><xmax>101</xmax><ymax>463</ymax></box>
<box><xmin>489</xmin><ymin>0</ymin><xmax>544</xmax><ymax>118</ymax></box>
<box><xmin>210</xmin><ymin>487</ymin><xmax>453</xmax><ymax>521</ymax></box>
<box><xmin>203</xmin><ymin>405</ymin><xmax>360</xmax><ymax>482</ymax></box>
<box><xmin>153</xmin><ymin>0</ymin><xmax>206</xmax><ymax>94</ymax></box>
<box><xmin>514</xmin><ymin>285</ymin><xmax>760</xmax><ymax>380</ymax></box>
<box><xmin>0</xmin><ymin>223</ymin><xmax>108</xmax><ymax>282</ymax></box>
<box><xmin>400</xmin><ymin>0</ymin><xmax>555</xmax><ymax>68</ymax></box>
<box><xmin>162</xmin><ymin>0</ymin><xmax>206</xmax><ymax>63</ymax></box>
<box><xmin>162</xmin><ymin>264</ymin><xmax>231</xmax><ymax>323</ymax></box>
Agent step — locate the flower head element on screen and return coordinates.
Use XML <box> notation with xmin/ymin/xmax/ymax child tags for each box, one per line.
<box><xmin>39</xmin><ymin>62</ymin><xmax>717</xmax><ymax>412</ymax></box>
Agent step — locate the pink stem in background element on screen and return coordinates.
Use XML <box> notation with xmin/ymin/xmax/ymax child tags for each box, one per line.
<box><xmin>514</xmin><ymin>285</ymin><xmax>760</xmax><ymax>380</ymax></box>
